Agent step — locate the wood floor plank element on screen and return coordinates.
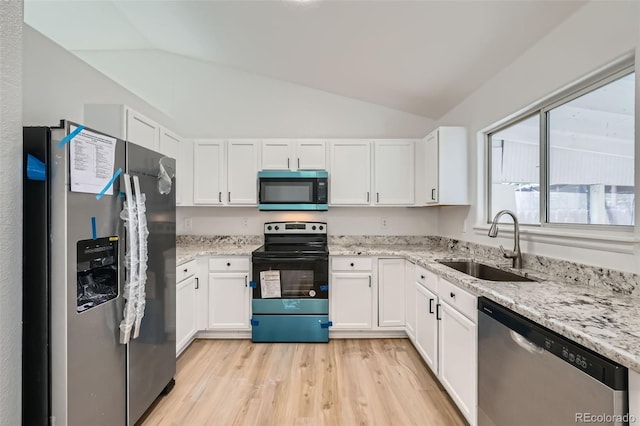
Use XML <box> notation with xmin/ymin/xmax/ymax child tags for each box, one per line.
<box><xmin>139</xmin><ymin>339</ymin><xmax>467</xmax><ymax>426</ymax></box>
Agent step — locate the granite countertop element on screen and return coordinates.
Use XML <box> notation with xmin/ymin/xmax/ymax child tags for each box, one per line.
<box><xmin>175</xmin><ymin>235</ymin><xmax>640</xmax><ymax>372</ymax></box>
<box><xmin>330</xmin><ymin>242</ymin><xmax>640</xmax><ymax>373</ymax></box>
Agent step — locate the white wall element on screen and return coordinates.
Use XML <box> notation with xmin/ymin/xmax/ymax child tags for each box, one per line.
<box><xmin>1</xmin><ymin>1</ymin><xmax>23</xmax><ymax>424</ymax></box>
<box><xmin>74</xmin><ymin>49</ymin><xmax>434</xmax><ymax>139</ymax></box>
<box><xmin>435</xmin><ymin>1</ymin><xmax>640</xmax><ymax>272</ymax></box>
<box><xmin>177</xmin><ymin>206</ymin><xmax>438</xmax><ymax>236</ymax></box>
<box><xmin>22</xmin><ymin>24</ymin><xmax>180</xmax><ymax>131</ymax></box>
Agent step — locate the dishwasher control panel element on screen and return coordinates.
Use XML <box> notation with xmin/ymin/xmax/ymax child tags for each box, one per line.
<box><xmin>478</xmin><ymin>297</ymin><xmax>627</xmax><ymax>390</ymax></box>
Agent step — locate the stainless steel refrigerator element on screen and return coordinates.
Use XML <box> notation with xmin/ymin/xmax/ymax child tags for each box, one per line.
<box><xmin>23</xmin><ymin>120</ymin><xmax>176</xmax><ymax>425</ymax></box>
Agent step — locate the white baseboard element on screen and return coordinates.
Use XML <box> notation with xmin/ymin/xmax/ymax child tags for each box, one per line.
<box><xmin>196</xmin><ymin>330</ymin><xmax>252</xmax><ymax>339</ymax></box>
<box><xmin>329</xmin><ymin>330</ymin><xmax>408</xmax><ymax>339</ymax></box>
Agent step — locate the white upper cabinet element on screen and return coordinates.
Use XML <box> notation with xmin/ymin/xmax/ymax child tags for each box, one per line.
<box><xmin>159</xmin><ymin>127</ymin><xmax>182</xmax><ymax>205</ymax></box>
<box><xmin>193</xmin><ymin>140</ymin><xmax>225</xmax><ymax>205</ymax></box>
<box><xmin>374</xmin><ymin>140</ymin><xmax>415</xmax><ymax>205</ymax></box>
<box><xmin>261</xmin><ymin>139</ymin><xmax>326</xmax><ymax>170</ymax></box>
<box><xmin>261</xmin><ymin>139</ymin><xmax>293</xmax><ymax>170</ymax></box>
<box><xmin>296</xmin><ymin>140</ymin><xmax>326</xmax><ymax>170</ymax></box>
<box><xmin>227</xmin><ymin>140</ymin><xmax>259</xmax><ymax>205</ymax></box>
<box><xmin>329</xmin><ymin>140</ymin><xmax>371</xmax><ymax>205</ymax></box>
<box><xmin>84</xmin><ymin>104</ymin><xmax>161</xmax><ymax>152</ymax></box>
<box><xmin>415</xmin><ymin>126</ymin><xmax>468</xmax><ymax>205</ymax></box>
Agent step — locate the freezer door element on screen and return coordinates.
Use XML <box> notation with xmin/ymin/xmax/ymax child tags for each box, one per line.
<box><xmin>56</xmin><ymin>124</ymin><xmax>127</xmax><ymax>426</ymax></box>
<box><xmin>126</xmin><ymin>143</ymin><xmax>176</xmax><ymax>425</ymax></box>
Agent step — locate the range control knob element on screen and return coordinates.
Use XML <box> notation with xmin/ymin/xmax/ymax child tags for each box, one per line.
<box><xmin>267</xmin><ymin>225</ymin><xmax>272</xmax><ymax>231</ymax></box>
<box><xmin>544</xmin><ymin>340</ymin><xmax>552</xmax><ymax>350</ymax></box>
<box><xmin>581</xmin><ymin>360</ymin><xmax>588</xmax><ymax>368</ymax></box>
<box><xmin>312</xmin><ymin>226</ymin><xmax>317</xmax><ymax>230</ymax></box>
<box><xmin>275</xmin><ymin>226</ymin><xmax>279</xmax><ymax>230</ymax></box>
<box><xmin>319</xmin><ymin>225</ymin><xmax>324</xmax><ymax>231</ymax></box>
<box><xmin>568</xmin><ymin>353</ymin><xmax>575</xmax><ymax>362</ymax></box>
<box><xmin>562</xmin><ymin>349</ymin><xmax>569</xmax><ymax>358</ymax></box>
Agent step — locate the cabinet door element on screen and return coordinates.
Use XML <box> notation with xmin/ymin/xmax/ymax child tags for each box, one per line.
<box><xmin>405</xmin><ymin>261</ymin><xmax>416</xmax><ymax>340</ymax></box>
<box><xmin>126</xmin><ymin>109</ymin><xmax>159</xmax><ymax>151</ymax></box>
<box><xmin>262</xmin><ymin>139</ymin><xmax>293</xmax><ymax>170</ymax></box>
<box><xmin>159</xmin><ymin>128</ymin><xmax>182</xmax><ymax>204</ymax></box>
<box><xmin>378</xmin><ymin>258</ymin><xmax>405</xmax><ymax>327</ymax></box>
<box><xmin>176</xmin><ymin>276</ymin><xmax>197</xmax><ymax>354</ymax></box>
<box><xmin>329</xmin><ymin>141</ymin><xmax>371</xmax><ymax>205</ymax></box>
<box><xmin>374</xmin><ymin>140</ymin><xmax>415</xmax><ymax>205</ymax></box>
<box><xmin>439</xmin><ymin>300</ymin><xmax>477</xmax><ymax>425</ymax></box>
<box><xmin>208</xmin><ymin>272</ymin><xmax>250</xmax><ymax>329</ymax></box>
<box><xmin>296</xmin><ymin>140</ymin><xmax>326</xmax><ymax>170</ymax></box>
<box><xmin>415</xmin><ymin>284</ymin><xmax>438</xmax><ymax>374</ymax></box>
<box><xmin>425</xmin><ymin>131</ymin><xmax>439</xmax><ymax>204</ymax></box>
<box><xmin>330</xmin><ymin>273</ymin><xmax>372</xmax><ymax>329</ymax></box>
<box><xmin>193</xmin><ymin>140</ymin><xmax>225</xmax><ymax>205</ymax></box>
<box><xmin>227</xmin><ymin>140</ymin><xmax>259</xmax><ymax>205</ymax></box>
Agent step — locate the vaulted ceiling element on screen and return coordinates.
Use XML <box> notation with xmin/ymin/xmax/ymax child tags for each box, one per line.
<box><xmin>25</xmin><ymin>0</ymin><xmax>586</xmax><ymax>119</ymax></box>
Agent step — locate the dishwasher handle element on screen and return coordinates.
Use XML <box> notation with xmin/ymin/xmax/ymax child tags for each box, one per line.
<box><xmin>509</xmin><ymin>330</ymin><xmax>544</xmax><ymax>355</ymax></box>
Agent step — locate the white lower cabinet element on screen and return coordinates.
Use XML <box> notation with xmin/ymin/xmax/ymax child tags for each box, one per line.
<box><xmin>330</xmin><ymin>273</ymin><xmax>373</xmax><ymax>329</ymax></box>
<box><xmin>378</xmin><ymin>258</ymin><xmax>405</xmax><ymax>327</ymax></box>
<box><xmin>404</xmin><ymin>261</ymin><xmax>416</xmax><ymax>341</ymax></box>
<box><xmin>176</xmin><ymin>260</ymin><xmax>198</xmax><ymax>355</ymax></box>
<box><xmin>415</xmin><ymin>283</ymin><xmax>438</xmax><ymax>373</ymax></box>
<box><xmin>207</xmin><ymin>256</ymin><xmax>251</xmax><ymax>330</ymax></box>
<box><xmin>438</xmin><ymin>299</ymin><xmax>477</xmax><ymax>425</ymax></box>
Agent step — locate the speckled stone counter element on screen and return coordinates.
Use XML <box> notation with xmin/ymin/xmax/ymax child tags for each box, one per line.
<box><xmin>329</xmin><ymin>239</ymin><xmax>640</xmax><ymax>373</ymax></box>
<box><xmin>176</xmin><ymin>235</ymin><xmax>262</xmax><ymax>264</ymax></box>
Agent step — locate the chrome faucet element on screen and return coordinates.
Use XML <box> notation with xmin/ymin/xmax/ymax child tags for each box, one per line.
<box><xmin>488</xmin><ymin>210</ymin><xmax>522</xmax><ymax>269</ymax></box>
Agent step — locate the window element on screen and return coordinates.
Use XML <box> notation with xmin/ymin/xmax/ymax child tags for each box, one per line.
<box><xmin>488</xmin><ymin>67</ymin><xmax>635</xmax><ymax>227</ymax></box>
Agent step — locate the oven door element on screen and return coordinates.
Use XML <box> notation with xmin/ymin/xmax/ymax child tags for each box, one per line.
<box><xmin>252</xmin><ymin>256</ymin><xmax>328</xmax><ymax>299</ymax></box>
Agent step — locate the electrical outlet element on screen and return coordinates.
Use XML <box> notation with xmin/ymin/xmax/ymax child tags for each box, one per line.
<box><xmin>242</xmin><ymin>217</ymin><xmax>249</xmax><ymax>228</ymax></box>
<box><xmin>381</xmin><ymin>217</ymin><xmax>389</xmax><ymax>229</ymax></box>
<box><xmin>184</xmin><ymin>217</ymin><xmax>192</xmax><ymax>230</ymax></box>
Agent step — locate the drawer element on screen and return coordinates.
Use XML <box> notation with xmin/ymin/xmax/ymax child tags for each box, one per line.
<box><xmin>437</xmin><ymin>278</ymin><xmax>476</xmax><ymax>322</ymax></box>
<box><xmin>415</xmin><ymin>265</ymin><xmax>438</xmax><ymax>293</ymax></box>
<box><xmin>331</xmin><ymin>256</ymin><xmax>373</xmax><ymax>272</ymax></box>
<box><xmin>209</xmin><ymin>257</ymin><xmax>250</xmax><ymax>272</ymax></box>
<box><xmin>176</xmin><ymin>259</ymin><xmax>197</xmax><ymax>283</ymax></box>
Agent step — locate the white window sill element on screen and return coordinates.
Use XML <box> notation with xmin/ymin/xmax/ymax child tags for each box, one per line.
<box><xmin>473</xmin><ymin>224</ymin><xmax>640</xmax><ymax>254</ymax></box>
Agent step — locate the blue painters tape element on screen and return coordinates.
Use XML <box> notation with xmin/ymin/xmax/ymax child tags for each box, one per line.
<box><xmin>96</xmin><ymin>168</ymin><xmax>123</xmax><ymax>200</ymax></box>
<box><xmin>26</xmin><ymin>154</ymin><xmax>46</xmax><ymax>181</ymax></box>
<box><xmin>320</xmin><ymin>321</ymin><xmax>333</xmax><ymax>329</ymax></box>
<box><xmin>57</xmin><ymin>125</ymin><xmax>85</xmax><ymax>148</ymax></box>
<box><xmin>319</xmin><ymin>285</ymin><xmax>329</xmax><ymax>292</ymax></box>
<box><xmin>249</xmin><ymin>281</ymin><xmax>257</xmax><ymax>288</ymax></box>
<box><xmin>250</xmin><ymin>319</ymin><xmax>260</xmax><ymax>326</ymax></box>
<box><xmin>119</xmin><ymin>192</ymin><xmax>125</xmax><ymax>198</ymax></box>
<box><xmin>91</xmin><ymin>217</ymin><xmax>97</xmax><ymax>240</ymax></box>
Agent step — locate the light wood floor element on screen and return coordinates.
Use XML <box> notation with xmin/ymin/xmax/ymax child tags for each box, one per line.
<box><xmin>140</xmin><ymin>339</ymin><xmax>466</xmax><ymax>426</ymax></box>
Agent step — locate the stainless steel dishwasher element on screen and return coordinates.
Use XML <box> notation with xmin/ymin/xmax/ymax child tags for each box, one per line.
<box><xmin>478</xmin><ymin>297</ymin><xmax>629</xmax><ymax>426</ymax></box>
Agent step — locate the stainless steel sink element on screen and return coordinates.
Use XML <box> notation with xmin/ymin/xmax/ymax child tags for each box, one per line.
<box><xmin>437</xmin><ymin>260</ymin><xmax>535</xmax><ymax>282</ymax></box>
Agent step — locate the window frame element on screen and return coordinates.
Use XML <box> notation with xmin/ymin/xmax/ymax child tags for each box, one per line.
<box><xmin>486</xmin><ymin>61</ymin><xmax>635</xmax><ymax>231</ymax></box>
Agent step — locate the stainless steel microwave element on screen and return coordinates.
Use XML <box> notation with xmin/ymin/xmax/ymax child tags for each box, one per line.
<box><xmin>258</xmin><ymin>170</ymin><xmax>328</xmax><ymax>211</ymax></box>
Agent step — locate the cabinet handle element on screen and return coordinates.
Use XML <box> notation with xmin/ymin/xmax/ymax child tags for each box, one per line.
<box><xmin>228</xmin><ymin>192</ymin><xmax>231</xmax><ymax>202</ymax></box>
<box><xmin>431</xmin><ymin>188</ymin><xmax>436</xmax><ymax>201</ymax></box>
<box><xmin>297</xmin><ymin>158</ymin><xmax>300</xmax><ymax>169</ymax></box>
<box><xmin>350</xmin><ymin>262</ymin><xmax>354</xmax><ymax>267</ymax></box>
<box><xmin>450</xmin><ymin>292</ymin><xmax>456</xmax><ymax>299</ymax></box>
<box><xmin>287</xmin><ymin>158</ymin><xmax>290</xmax><ymax>169</ymax></box>
<box><xmin>195</xmin><ymin>277</ymin><xmax>199</xmax><ymax>289</ymax></box>
<box><xmin>366</xmin><ymin>192</ymin><xmax>370</xmax><ymax>202</ymax></box>
<box><xmin>227</xmin><ymin>262</ymin><xmax>231</xmax><ymax>267</ymax></box>
<box><xmin>429</xmin><ymin>298</ymin><xmax>434</xmax><ymax>314</ymax></box>
<box><xmin>368</xmin><ymin>276</ymin><xmax>371</xmax><ymax>288</ymax></box>
<box><xmin>245</xmin><ymin>275</ymin><xmax>248</xmax><ymax>287</ymax></box>
<box><xmin>376</xmin><ymin>192</ymin><xmax>380</xmax><ymax>203</ymax></box>
<box><xmin>420</xmin><ymin>275</ymin><xmax>425</xmax><ymax>280</ymax></box>
<box><xmin>219</xmin><ymin>192</ymin><xmax>222</xmax><ymax>203</ymax></box>
<box><xmin>184</xmin><ymin>268</ymin><xmax>188</xmax><ymax>273</ymax></box>
<box><xmin>436</xmin><ymin>303</ymin><xmax>441</xmax><ymax>321</ymax></box>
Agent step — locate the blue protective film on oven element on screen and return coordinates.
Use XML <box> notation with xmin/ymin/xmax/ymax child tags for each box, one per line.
<box><xmin>252</xmin><ymin>299</ymin><xmax>328</xmax><ymax>315</ymax></box>
<box><xmin>319</xmin><ymin>285</ymin><xmax>329</xmax><ymax>292</ymax></box>
<box><xmin>26</xmin><ymin>154</ymin><xmax>46</xmax><ymax>181</ymax></box>
<box><xmin>249</xmin><ymin>281</ymin><xmax>257</xmax><ymax>288</ymax></box>
<box><xmin>251</xmin><ymin>314</ymin><xmax>329</xmax><ymax>343</ymax></box>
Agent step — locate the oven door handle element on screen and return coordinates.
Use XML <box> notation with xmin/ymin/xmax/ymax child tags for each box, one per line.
<box><xmin>252</xmin><ymin>256</ymin><xmax>328</xmax><ymax>262</ymax></box>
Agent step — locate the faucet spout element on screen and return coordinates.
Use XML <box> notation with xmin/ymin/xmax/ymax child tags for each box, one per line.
<box><xmin>488</xmin><ymin>210</ymin><xmax>522</xmax><ymax>269</ymax></box>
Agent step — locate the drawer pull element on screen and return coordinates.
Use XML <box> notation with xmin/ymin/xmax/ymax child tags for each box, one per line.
<box><xmin>350</xmin><ymin>262</ymin><xmax>354</xmax><ymax>267</ymax></box>
<box><xmin>420</xmin><ymin>275</ymin><xmax>425</xmax><ymax>280</ymax></box>
<box><xmin>450</xmin><ymin>292</ymin><xmax>456</xmax><ymax>299</ymax></box>
<box><xmin>195</xmin><ymin>277</ymin><xmax>199</xmax><ymax>289</ymax></box>
<box><xmin>227</xmin><ymin>262</ymin><xmax>231</xmax><ymax>267</ymax></box>
<box><xmin>183</xmin><ymin>268</ymin><xmax>188</xmax><ymax>273</ymax></box>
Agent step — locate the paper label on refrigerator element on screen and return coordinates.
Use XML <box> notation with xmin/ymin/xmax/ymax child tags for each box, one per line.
<box><xmin>260</xmin><ymin>270</ymin><xmax>282</xmax><ymax>298</ymax></box>
<box><xmin>69</xmin><ymin>126</ymin><xmax>118</xmax><ymax>195</ymax></box>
